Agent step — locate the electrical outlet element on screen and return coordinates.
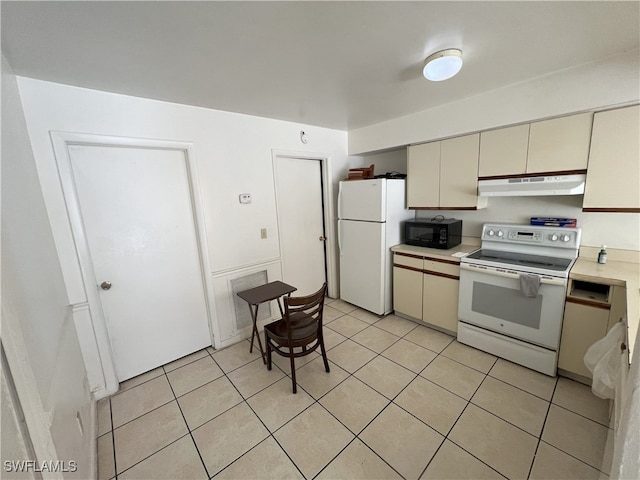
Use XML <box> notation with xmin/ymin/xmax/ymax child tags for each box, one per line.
<box><xmin>261</xmin><ymin>228</ymin><xmax>267</xmax><ymax>239</ymax></box>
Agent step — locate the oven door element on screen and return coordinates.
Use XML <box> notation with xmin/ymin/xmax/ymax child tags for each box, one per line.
<box><xmin>457</xmin><ymin>263</ymin><xmax>567</xmax><ymax>349</ymax></box>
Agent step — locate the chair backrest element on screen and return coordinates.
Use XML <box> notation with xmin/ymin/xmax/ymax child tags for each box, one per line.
<box><xmin>283</xmin><ymin>282</ymin><xmax>327</xmax><ymax>337</ymax></box>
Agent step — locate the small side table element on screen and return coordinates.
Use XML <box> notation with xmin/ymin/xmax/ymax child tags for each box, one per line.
<box><xmin>236</xmin><ymin>281</ymin><xmax>297</xmax><ymax>363</ymax></box>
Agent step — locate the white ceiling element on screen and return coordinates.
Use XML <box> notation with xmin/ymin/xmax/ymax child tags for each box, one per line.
<box><xmin>2</xmin><ymin>1</ymin><xmax>639</xmax><ymax>131</ymax></box>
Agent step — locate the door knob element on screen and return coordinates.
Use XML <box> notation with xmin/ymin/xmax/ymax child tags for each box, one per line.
<box><xmin>100</xmin><ymin>281</ymin><xmax>112</xmax><ymax>291</ymax></box>
<box><xmin>319</xmin><ymin>236</ymin><xmax>327</xmax><ymax>241</ymax></box>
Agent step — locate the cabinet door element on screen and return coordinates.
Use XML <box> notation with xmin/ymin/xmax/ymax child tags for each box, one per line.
<box><xmin>393</xmin><ymin>266</ymin><xmax>423</xmax><ymax>320</ymax></box>
<box><xmin>558</xmin><ymin>301</ymin><xmax>609</xmax><ymax>378</ymax></box>
<box><xmin>527</xmin><ymin>113</ymin><xmax>593</xmax><ymax>173</ymax></box>
<box><xmin>607</xmin><ymin>286</ymin><xmax>627</xmax><ymax>332</ymax></box>
<box><xmin>439</xmin><ymin>134</ymin><xmax>481</xmax><ymax>208</ymax></box>
<box><xmin>407</xmin><ymin>143</ymin><xmax>440</xmax><ymax>208</ymax></box>
<box><xmin>583</xmin><ymin>105</ymin><xmax>640</xmax><ymax>211</ymax></box>
<box><xmin>422</xmin><ymin>273</ymin><xmax>459</xmax><ymax>334</ymax></box>
<box><xmin>479</xmin><ymin>124</ymin><xmax>529</xmax><ymax>177</ymax></box>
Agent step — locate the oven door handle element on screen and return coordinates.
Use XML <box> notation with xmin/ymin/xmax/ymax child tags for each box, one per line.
<box><xmin>459</xmin><ymin>263</ymin><xmax>566</xmax><ymax>286</ymax></box>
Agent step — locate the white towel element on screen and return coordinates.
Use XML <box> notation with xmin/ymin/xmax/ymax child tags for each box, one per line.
<box><xmin>519</xmin><ymin>273</ymin><xmax>541</xmax><ymax>298</ymax></box>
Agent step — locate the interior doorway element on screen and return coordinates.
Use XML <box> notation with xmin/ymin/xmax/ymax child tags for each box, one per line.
<box><xmin>52</xmin><ymin>134</ymin><xmax>216</xmax><ymax>384</ymax></box>
<box><xmin>272</xmin><ymin>151</ymin><xmax>335</xmax><ymax>297</ymax></box>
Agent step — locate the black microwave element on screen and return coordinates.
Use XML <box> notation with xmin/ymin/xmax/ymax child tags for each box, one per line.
<box><xmin>405</xmin><ymin>219</ymin><xmax>462</xmax><ymax>249</ymax></box>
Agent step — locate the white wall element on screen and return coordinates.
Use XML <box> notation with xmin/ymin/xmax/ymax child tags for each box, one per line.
<box><xmin>349</xmin><ymin>50</ymin><xmax>640</xmax><ymax>155</ymax></box>
<box><xmin>17</xmin><ymin>77</ymin><xmax>349</xmax><ymax>276</ymax></box>
<box><xmin>2</xmin><ymin>57</ymin><xmax>94</xmax><ymax>478</ymax></box>
<box><xmin>416</xmin><ymin>195</ymin><xmax>640</xmax><ymax>252</ymax></box>
<box><xmin>15</xmin><ymin>76</ymin><xmax>350</xmax><ymax>393</ymax></box>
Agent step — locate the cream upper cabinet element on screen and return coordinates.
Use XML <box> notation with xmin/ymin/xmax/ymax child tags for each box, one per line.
<box><xmin>408</xmin><ymin>133</ymin><xmax>486</xmax><ymax>209</ymax></box>
<box><xmin>583</xmin><ymin>105</ymin><xmax>640</xmax><ymax>212</ymax></box>
<box><xmin>478</xmin><ymin>113</ymin><xmax>593</xmax><ymax>178</ymax></box>
<box><xmin>440</xmin><ymin>134</ymin><xmax>485</xmax><ymax>208</ymax></box>
<box><xmin>407</xmin><ymin>142</ymin><xmax>439</xmax><ymax>208</ymax></box>
<box><xmin>478</xmin><ymin>124</ymin><xmax>529</xmax><ymax>177</ymax></box>
<box><xmin>527</xmin><ymin>112</ymin><xmax>593</xmax><ymax>173</ymax></box>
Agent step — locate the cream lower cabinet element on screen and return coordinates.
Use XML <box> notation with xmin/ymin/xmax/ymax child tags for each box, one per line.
<box><xmin>558</xmin><ymin>281</ymin><xmax>627</xmax><ymax>381</ymax></box>
<box><xmin>422</xmin><ymin>271</ymin><xmax>459</xmax><ymax>333</ymax></box>
<box><xmin>393</xmin><ymin>265</ymin><xmax>423</xmax><ymax>320</ymax></box>
<box><xmin>558</xmin><ymin>300</ymin><xmax>609</xmax><ymax>379</ymax></box>
<box><xmin>393</xmin><ymin>252</ymin><xmax>459</xmax><ymax>334</ymax></box>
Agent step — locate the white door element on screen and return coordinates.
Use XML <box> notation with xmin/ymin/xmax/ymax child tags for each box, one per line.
<box><xmin>339</xmin><ymin>179</ymin><xmax>387</xmax><ymax>222</ymax></box>
<box><xmin>69</xmin><ymin>145</ymin><xmax>211</xmax><ymax>381</ymax></box>
<box><xmin>338</xmin><ymin>219</ymin><xmax>386</xmax><ymax>314</ymax></box>
<box><xmin>274</xmin><ymin>156</ymin><xmax>326</xmax><ymax>296</ymax></box>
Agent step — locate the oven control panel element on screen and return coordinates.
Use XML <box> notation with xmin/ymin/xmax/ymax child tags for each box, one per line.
<box><xmin>481</xmin><ymin>224</ymin><xmax>581</xmax><ymax>249</ymax></box>
<box><xmin>508</xmin><ymin>230</ymin><xmax>543</xmax><ymax>242</ymax></box>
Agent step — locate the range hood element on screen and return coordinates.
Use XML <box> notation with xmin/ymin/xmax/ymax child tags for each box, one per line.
<box><xmin>477</xmin><ymin>174</ymin><xmax>586</xmax><ymax>197</ymax></box>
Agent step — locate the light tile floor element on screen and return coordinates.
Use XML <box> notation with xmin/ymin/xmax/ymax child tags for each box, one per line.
<box><xmin>98</xmin><ymin>298</ymin><xmax>613</xmax><ymax>480</ymax></box>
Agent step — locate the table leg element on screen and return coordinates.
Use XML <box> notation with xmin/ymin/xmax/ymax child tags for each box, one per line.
<box><xmin>276</xmin><ymin>292</ymin><xmax>292</xmax><ymax>317</ymax></box>
<box><xmin>248</xmin><ymin>303</ymin><xmax>266</xmax><ymax>364</ymax></box>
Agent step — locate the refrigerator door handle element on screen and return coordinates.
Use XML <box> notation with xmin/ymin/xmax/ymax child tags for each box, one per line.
<box><xmin>337</xmin><ymin>220</ymin><xmax>342</xmax><ymax>254</ymax></box>
<box><xmin>337</xmin><ymin>186</ymin><xmax>342</xmax><ymax>220</ymax></box>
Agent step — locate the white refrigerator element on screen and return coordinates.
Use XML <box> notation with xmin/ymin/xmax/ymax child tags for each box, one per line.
<box><xmin>338</xmin><ymin>179</ymin><xmax>414</xmax><ymax>315</ymax></box>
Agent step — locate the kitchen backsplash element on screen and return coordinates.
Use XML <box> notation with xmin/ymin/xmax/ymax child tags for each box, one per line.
<box><xmin>415</xmin><ymin>195</ymin><xmax>640</xmax><ymax>251</ymax></box>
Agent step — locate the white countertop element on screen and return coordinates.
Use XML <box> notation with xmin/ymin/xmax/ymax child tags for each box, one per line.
<box><xmin>391</xmin><ymin>243</ymin><xmax>479</xmax><ymax>263</ymax></box>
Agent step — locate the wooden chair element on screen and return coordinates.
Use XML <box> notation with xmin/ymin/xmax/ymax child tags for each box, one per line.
<box><xmin>264</xmin><ymin>283</ymin><xmax>330</xmax><ymax>393</ymax></box>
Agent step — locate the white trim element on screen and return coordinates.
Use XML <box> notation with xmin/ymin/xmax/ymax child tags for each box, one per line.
<box><xmin>211</xmin><ymin>257</ymin><xmax>282</xmax><ymax>278</ymax></box>
<box><xmin>210</xmin><ymin>260</ymin><xmax>283</xmax><ymax>345</ymax></box>
<box><xmin>71</xmin><ymin>303</ymin><xmax>106</xmax><ymax>396</ymax></box>
<box><xmin>270</xmin><ymin>150</ymin><xmax>338</xmax><ymax>298</ymax></box>
<box><xmin>1</xmin><ymin>330</ymin><xmax>62</xmax><ymax>479</ymax></box>
<box><xmin>49</xmin><ymin>132</ymin><xmax>219</xmax><ymax>388</ymax></box>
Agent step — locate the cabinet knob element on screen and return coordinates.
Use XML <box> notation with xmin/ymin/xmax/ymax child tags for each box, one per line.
<box><xmin>621</xmin><ymin>342</ymin><xmax>627</xmax><ymax>352</ymax></box>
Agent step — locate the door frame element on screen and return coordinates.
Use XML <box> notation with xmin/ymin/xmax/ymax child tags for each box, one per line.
<box><xmin>51</xmin><ymin>132</ymin><xmax>218</xmax><ymax>396</ymax></box>
<box><xmin>271</xmin><ymin>150</ymin><xmax>337</xmax><ymax>299</ymax></box>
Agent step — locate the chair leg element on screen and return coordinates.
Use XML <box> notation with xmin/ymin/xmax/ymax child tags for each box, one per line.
<box><xmin>289</xmin><ymin>347</ymin><xmax>297</xmax><ymax>394</ymax></box>
<box><xmin>265</xmin><ymin>335</ymin><xmax>272</xmax><ymax>371</ymax></box>
<box><xmin>320</xmin><ymin>337</ymin><xmax>330</xmax><ymax>373</ymax></box>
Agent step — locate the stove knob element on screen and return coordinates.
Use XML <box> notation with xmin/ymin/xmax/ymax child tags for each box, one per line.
<box><xmin>561</xmin><ymin>234</ymin><xmax>571</xmax><ymax>242</ymax></box>
<box><xmin>550</xmin><ymin>234</ymin><xmax>558</xmax><ymax>241</ymax></box>
<box><xmin>497</xmin><ymin>230</ymin><xmax>504</xmax><ymax>238</ymax></box>
<box><xmin>487</xmin><ymin>229</ymin><xmax>495</xmax><ymax>237</ymax></box>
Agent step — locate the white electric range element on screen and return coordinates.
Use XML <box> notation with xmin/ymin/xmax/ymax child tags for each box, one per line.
<box><xmin>457</xmin><ymin>223</ymin><xmax>581</xmax><ymax>376</ymax></box>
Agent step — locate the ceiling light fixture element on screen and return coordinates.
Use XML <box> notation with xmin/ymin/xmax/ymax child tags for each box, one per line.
<box><xmin>423</xmin><ymin>49</ymin><xmax>463</xmax><ymax>81</ymax></box>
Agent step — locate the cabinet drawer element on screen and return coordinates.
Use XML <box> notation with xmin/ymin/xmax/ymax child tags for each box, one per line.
<box><xmin>393</xmin><ymin>253</ymin><xmax>423</xmax><ymax>270</ymax></box>
<box><xmin>423</xmin><ymin>258</ymin><xmax>460</xmax><ymax>278</ymax></box>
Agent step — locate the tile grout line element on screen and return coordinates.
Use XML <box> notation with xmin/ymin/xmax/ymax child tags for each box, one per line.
<box><xmin>112</xmin><ymin>368</ymin><xmax>207</xmax><ymax>478</ymax></box>
<box><xmin>526</xmin><ymin>375</ymin><xmax>559</xmax><ymax>479</ymax></box>
<box><xmin>206</xmin><ymin>348</ymin><xmax>310</xmax><ymax>479</ymax></box>
<box><xmin>421</xmin><ymin>363</ymin><xmax>509</xmax><ymax>479</ymax></box>
<box><xmin>103</xmin><ymin>309</ymin><xmax>613</xmax><ymax>480</ymax></box>
<box><xmin>108</xmin><ymin>398</ymin><xmax>118</xmax><ymax>480</ymax></box>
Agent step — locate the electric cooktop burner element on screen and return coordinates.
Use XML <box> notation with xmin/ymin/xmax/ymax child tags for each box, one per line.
<box><xmin>465</xmin><ymin>249</ymin><xmax>573</xmax><ymax>272</ymax></box>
